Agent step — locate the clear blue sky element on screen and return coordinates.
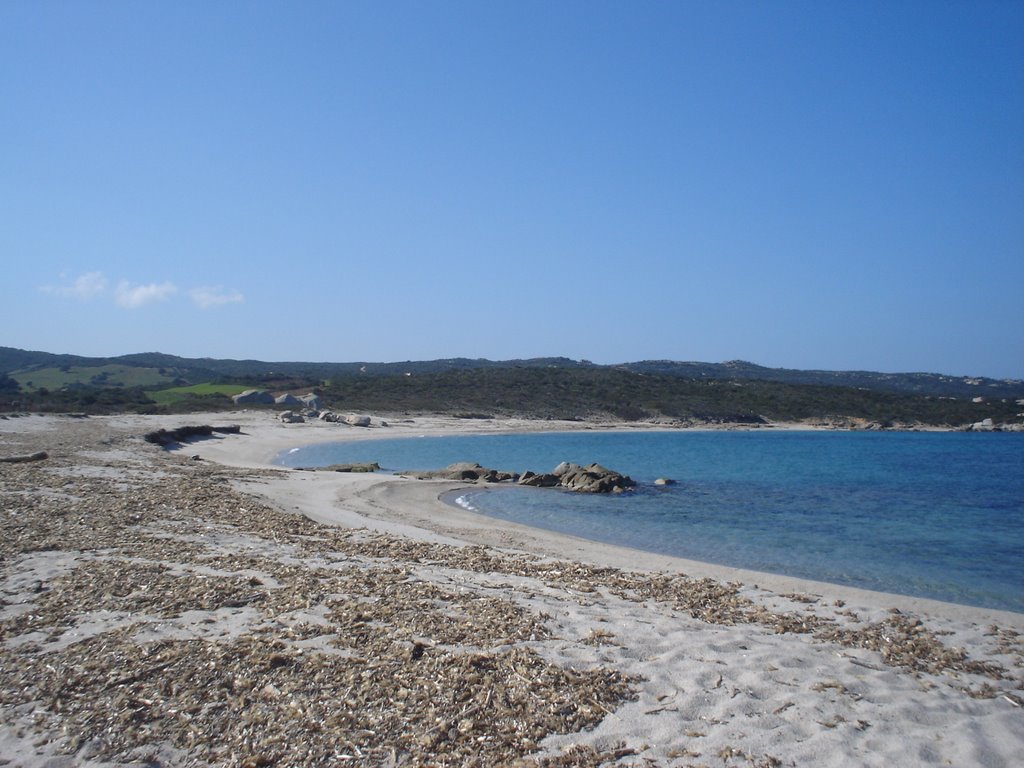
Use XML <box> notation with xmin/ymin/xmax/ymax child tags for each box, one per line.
<box><xmin>2</xmin><ymin>1</ymin><xmax>1022</xmax><ymax>378</ymax></box>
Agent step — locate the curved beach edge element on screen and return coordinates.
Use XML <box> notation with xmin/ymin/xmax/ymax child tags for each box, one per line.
<box><xmin>3</xmin><ymin>410</ymin><xmax>1022</xmax><ymax>768</ymax></box>
<box><xmin>181</xmin><ymin>409</ymin><xmax>1022</xmax><ymax>625</ymax></box>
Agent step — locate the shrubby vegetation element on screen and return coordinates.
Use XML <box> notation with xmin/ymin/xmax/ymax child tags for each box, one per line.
<box><xmin>3</xmin><ymin>384</ymin><xmax>156</xmax><ymax>414</ymax></box>
<box><xmin>1</xmin><ymin>346</ymin><xmax>1020</xmax><ymax>426</ymax></box>
<box><xmin>317</xmin><ymin>367</ymin><xmax>1021</xmax><ymax>426</ymax></box>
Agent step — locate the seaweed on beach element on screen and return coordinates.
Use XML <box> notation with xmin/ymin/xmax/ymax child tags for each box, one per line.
<box><xmin>814</xmin><ymin>613</ymin><xmax>1008</xmax><ymax>678</ymax></box>
<box><xmin>1</xmin><ymin>417</ymin><xmax>1020</xmax><ymax>767</ymax></box>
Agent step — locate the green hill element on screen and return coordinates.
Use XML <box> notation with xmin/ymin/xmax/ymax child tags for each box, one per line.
<box><xmin>1</xmin><ymin>346</ymin><xmax>1021</xmax><ymax>426</ymax></box>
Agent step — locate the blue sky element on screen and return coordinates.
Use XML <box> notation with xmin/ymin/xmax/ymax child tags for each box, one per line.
<box><xmin>2</xmin><ymin>1</ymin><xmax>1021</xmax><ymax>378</ymax></box>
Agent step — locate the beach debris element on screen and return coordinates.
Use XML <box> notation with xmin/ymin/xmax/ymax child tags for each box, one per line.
<box><xmin>142</xmin><ymin>424</ymin><xmax>241</xmax><ymax>446</ymax></box>
<box><xmin>0</xmin><ymin>450</ymin><xmax>48</xmax><ymax>463</ymax></box>
<box><xmin>815</xmin><ymin>615</ymin><xmax>1007</xmax><ymax>677</ymax></box>
<box><xmin>0</xmin><ymin>418</ymin><xmax>1019</xmax><ymax>766</ymax></box>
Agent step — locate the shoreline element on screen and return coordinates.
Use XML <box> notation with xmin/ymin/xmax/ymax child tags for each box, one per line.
<box><xmin>191</xmin><ymin>410</ymin><xmax>1021</xmax><ymax>623</ymax></box>
<box><xmin>2</xmin><ymin>410</ymin><xmax>1023</xmax><ymax>766</ymax></box>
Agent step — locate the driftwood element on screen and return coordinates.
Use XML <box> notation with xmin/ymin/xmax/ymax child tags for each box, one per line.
<box><xmin>143</xmin><ymin>425</ymin><xmax>241</xmax><ymax>446</ymax></box>
<box><xmin>0</xmin><ymin>451</ymin><xmax>49</xmax><ymax>463</ymax></box>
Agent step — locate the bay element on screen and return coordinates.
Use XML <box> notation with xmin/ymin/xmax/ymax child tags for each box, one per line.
<box><xmin>276</xmin><ymin>430</ymin><xmax>1024</xmax><ymax>612</ymax></box>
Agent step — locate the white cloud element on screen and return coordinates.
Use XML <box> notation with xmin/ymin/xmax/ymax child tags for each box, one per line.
<box><xmin>115</xmin><ymin>280</ymin><xmax>178</xmax><ymax>309</ymax></box>
<box><xmin>41</xmin><ymin>271</ymin><xmax>108</xmax><ymax>299</ymax></box>
<box><xmin>190</xmin><ymin>286</ymin><xmax>245</xmax><ymax>309</ymax></box>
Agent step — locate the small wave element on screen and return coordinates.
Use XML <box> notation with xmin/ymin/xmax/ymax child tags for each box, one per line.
<box><xmin>454</xmin><ymin>494</ymin><xmax>477</xmax><ymax>512</ymax></box>
<box><xmin>287</xmin><ymin>447</ymin><xmax>301</xmax><ymax>454</ymax></box>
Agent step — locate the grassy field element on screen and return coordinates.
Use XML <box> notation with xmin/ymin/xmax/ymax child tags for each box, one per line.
<box><xmin>11</xmin><ymin>364</ymin><xmax>180</xmax><ymax>390</ymax></box>
<box><xmin>145</xmin><ymin>382</ymin><xmax>253</xmax><ymax>406</ymax></box>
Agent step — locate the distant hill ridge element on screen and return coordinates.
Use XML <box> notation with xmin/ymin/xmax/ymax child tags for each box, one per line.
<box><xmin>2</xmin><ymin>346</ymin><xmax>1021</xmax><ymax>400</ymax></box>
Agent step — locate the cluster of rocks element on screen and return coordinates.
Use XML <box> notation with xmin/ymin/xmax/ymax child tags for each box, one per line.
<box><xmin>316</xmin><ymin>412</ymin><xmax>373</xmax><ymax>427</ymax></box>
<box><xmin>522</xmin><ymin>461</ymin><xmax>637</xmax><ymax>493</ymax></box>
<box><xmin>277</xmin><ymin>410</ymin><xmax>381</xmax><ymax>426</ymax></box>
<box><xmin>965</xmin><ymin>418</ymin><xmax>1024</xmax><ymax>432</ymax></box>
<box><xmin>401</xmin><ymin>460</ymin><xmax>637</xmax><ymax>494</ymax></box>
<box><xmin>232</xmin><ymin>390</ymin><xmax>321</xmax><ymax>409</ymax></box>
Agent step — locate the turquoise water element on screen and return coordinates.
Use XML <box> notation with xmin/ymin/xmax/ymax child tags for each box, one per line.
<box><xmin>276</xmin><ymin>431</ymin><xmax>1024</xmax><ymax>612</ymax></box>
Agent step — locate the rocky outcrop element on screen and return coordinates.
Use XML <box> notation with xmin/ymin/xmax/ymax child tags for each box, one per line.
<box><xmin>317</xmin><ymin>412</ymin><xmax>372</xmax><ymax>426</ymax></box>
<box><xmin>400</xmin><ymin>462</ymin><xmax>517</xmax><ymax>483</ymax></box>
<box><xmin>965</xmin><ymin>418</ymin><xmax>1024</xmax><ymax>432</ymax></box>
<box><xmin>546</xmin><ymin>462</ymin><xmax>636</xmax><ymax>493</ymax></box>
<box><xmin>299</xmin><ymin>393</ymin><xmax>321</xmax><ymax>410</ymax></box>
<box><xmin>517</xmin><ymin>471</ymin><xmax>561</xmax><ymax>488</ymax></box>
<box><xmin>294</xmin><ymin>462</ymin><xmax>380</xmax><ymax>473</ymax></box>
<box><xmin>232</xmin><ymin>389</ymin><xmax>274</xmax><ymax>405</ymax></box>
<box><xmin>401</xmin><ymin>461</ymin><xmax>635</xmax><ymax>493</ymax></box>
<box><xmin>275</xmin><ymin>393</ymin><xmax>302</xmax><ymax>406</ymax></box>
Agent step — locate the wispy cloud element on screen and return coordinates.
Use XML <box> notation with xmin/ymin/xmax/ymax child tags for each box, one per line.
<box><xmin>190</xmin><ymin>286</ymin><xmax>245</xmax><ymax>309</ymax></box>
<box><xmin>43</xmin><ymin>271</ymin><xmax>242</xmax><ymax>311</ymax></box>
<box><xmin>41</xmin><ymin>271</ymin><xmax>108</xmax><ymax>300</ymax></box>
<box><xmin>115</xmin><ymin>280</ymin><xmax>178</xmax><ymax>309</ymax></box>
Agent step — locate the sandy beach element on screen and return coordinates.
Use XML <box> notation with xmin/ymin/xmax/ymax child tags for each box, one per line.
<box><xmin>1</xmin><ymin>410</ymin><xmax>1022</xmax><ymax>767</ymax></box>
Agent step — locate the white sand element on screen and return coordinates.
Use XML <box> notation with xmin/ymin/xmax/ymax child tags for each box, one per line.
<box><xmin>3</xmin><ymin>410</ymin><xmax>1023</xmax><ymax>766</ymax></box>
<box><xmin>192</xmin><ymin>412</ymin><xmax>1024</xmax><ymax>766</ymax></box>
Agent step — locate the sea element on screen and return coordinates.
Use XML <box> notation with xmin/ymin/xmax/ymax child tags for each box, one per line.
<box><xmin>276</xmin><ymin>430</ymin><xmax>1024</xmax><ymax>613</ymax></box>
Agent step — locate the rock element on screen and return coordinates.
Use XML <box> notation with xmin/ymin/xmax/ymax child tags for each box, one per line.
<box><xmin>557</xmin><ymin>462</ymin><xmax>635</xmax><ymax>493</ymax></box>
<box><xmin>232</xmin><ymin>389</ymin><xmax>274</xmax><ymax>405</ymax></box>
<box><xmin>299</xmin><ymin>393</ymin><xmax>322</xmax><ymax>410</ymax></box>
<box><xmin>518</xmin><ymin>472</ymin><xmax>561</xmax><ymax>488</ymax></box>
<box><xmin>275</xmin><ymin>393</ymin><xmax>302</xmax><ymax>406</ymax></box>
<box><xmin>318</xmin><ymin>463</ymin><xmax>380</xmax><ymax>473</ymax></box>
<box><xmin>279</xmin><ymin>411</ymin><xmax>304</xmax><ymax>423</ymax></box>
<box><xmin>398</xmin><ymin>462</ymin><xmax>486</xmax><ymax>481</ymax></box>
<box><xmin>344</xmin><ymin>415</ymin><xmax>372</xmax><ymax>427</ymax></box>
<box><xmin>654</xmin><ymin>477</ymin><xmax>675</xmax><ymax>486</ymax></box>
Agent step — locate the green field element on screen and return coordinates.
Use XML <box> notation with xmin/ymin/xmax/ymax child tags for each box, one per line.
<box><xmin>12</xmin><ymin>364</ymin><xmax>181</xmax><ymax>390</ymax></box>
<box><xmin>145</xmin><ymin>382</ymin><xmax>253</xmax><ymax>406</ymax></box>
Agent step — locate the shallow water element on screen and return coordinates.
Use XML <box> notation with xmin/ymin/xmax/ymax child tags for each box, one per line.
<box><xmin>277</xmin><ymin>430</ymin><xmax>1024</xmax><ymax>612</ymax></box>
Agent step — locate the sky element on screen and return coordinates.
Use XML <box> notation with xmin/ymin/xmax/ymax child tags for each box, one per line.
<box><xmin>1</xmin><ymin>1</ymin><xmax>1022</xmax><ymax>378</ymax></box>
